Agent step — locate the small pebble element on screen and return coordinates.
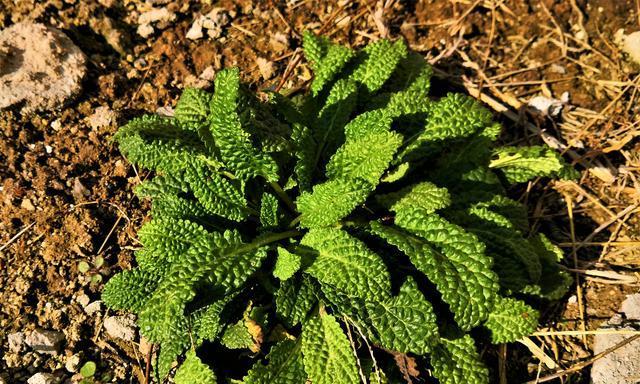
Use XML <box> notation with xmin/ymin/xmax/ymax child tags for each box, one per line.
<box><xmin>104</xmin><ymin>315</ymin><xmax>137</xmax><ymax>342</ymax></box>
<box><xmin>8</xmin><ymin>332</ymin><xmax>26</xmax><ymax>353</ymax></box>
<box><xmin>27</xmin><ymin>373</ymin><xmax>58</xmax><ymax>384</ymax></box>
<box><xmin>25</xmin><ymin>329</ymin><xmax>65</xmax><ymax>355</ymax></box>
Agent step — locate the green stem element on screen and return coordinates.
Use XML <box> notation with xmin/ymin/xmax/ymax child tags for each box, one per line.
<box><xmin>269</xmin><ymin>181</ymin><xmax>297</xmax><ymax>213</ymax></box>
<box><xmin>288</xmin><ymin>214</ymin><xmax>303</xmax><ymax>228</ymax></box>
<box><xmin>250</xmin><ymin>229</ymin><xmax>302</xmax><ymax>250</ymax></box>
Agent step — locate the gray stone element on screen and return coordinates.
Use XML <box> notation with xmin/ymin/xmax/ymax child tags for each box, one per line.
<box><xmin>27</xmin><ymin>373</ymin><xmax>58</xmax><ymax>384</ymax></box>
<box><xmin>591</xmin><ymin>295</ymin><xmax>640</xmax><ymax>384</ymax></box>
<box><xmin>620</xmin><ymin>293</ymin><xmax>640</xmax><ymax>320</ymax></box>
<box><xmin>7</xmin><ymin>332</ymin><xmax>25</xmax><ymax>353</ymax></box>
<box><xmin>104</xmin><ymin>315</ymin><xmax>137</xmax><ymax>341</ymax></box>
<box><xmin>25</xmin><ymin>329</ymin><xmax>65</xmax><ymax>355</ymax></box>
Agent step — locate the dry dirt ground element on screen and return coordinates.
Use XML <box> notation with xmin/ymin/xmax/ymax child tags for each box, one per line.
<box><xmin>1</xmin><ymin>0</ymin><xmax>639</xmax><ymax>383</ymax></box>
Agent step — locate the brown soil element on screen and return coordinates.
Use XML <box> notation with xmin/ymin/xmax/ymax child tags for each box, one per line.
<box><xmin>1</xmin><ymin>0</ymin><xmax>639</xmax><ymax>383</ymax></box>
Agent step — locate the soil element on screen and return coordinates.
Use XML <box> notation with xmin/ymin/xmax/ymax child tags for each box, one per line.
<box><xmin>1</xmin><ymin>0</ymin><xmax>639</xmax><ymax>383</ymax></box>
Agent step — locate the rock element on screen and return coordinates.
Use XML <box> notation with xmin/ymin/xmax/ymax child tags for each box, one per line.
<box><xmin>84</xmin><ymin>300</ymin><xmax>102</xmax><ymax>316</ymax></box>
<box><xmin>527</xmin><ymin>92</ymin><xmax>569</xmax><ymax>117</ymax></box>
<box><xmin>7</xmin><ymin>331</ymin><xmax>25</xmax><ymax>353</ymax></box>
<box><xmin>75</xmin><ymin>293</ymin><xmax>90</xmax><ymax>308</ymax></box>
<box><xmin>270</xmin><ymin>32</ymin><xmax>290</xmax><ymax>52</ymax></box>
<box><xmin>27</xmin><ymin>373</ymin><xmax>58</xmax><ymax>384</ymax></box>
<box><xmin>25</xmin><ymin>329</ymin><xmax>65</xmax><ymax>355</ymax></box>
<box><xmin>0</xmin><ymin>22</ymin><xmax>86</xmax><ymax>113</ymax></box>
<box><xmin>622</xmin><ymin>31</ymin><xmax>640</xmax><ymax>66</ymax></box>
<box><xmin>591</xmin><ymin>294</ymin><xmax>640</xmax><ymax>384</ymax></box>
<box><xmin>256</xmin><ymin>57</ymin><xmax>275</xmax><ymax>80</ymax></box>
<box><xmin>104</xmin><ymin>315</ymin><xmax>137</xmax><ymax>341</ymax></box>
<box><xmin>620</xmin><ymin>293</ymin><xmax>640</xmax><ymax>320</ymax></box>
<box><xmin>65</xmin><ymin>354</ymin><xmax>81</xmax><ymax>373</ymax></box>
<box><xmin>186</xmin><ymin>8</ymin><xmax>230</xmax><ymax>40</ymax></box>
<box><xmin>87</xmin><ymin>106</ymin><xmax>117</xmax><ymax>130</ymax></box>
<box><xmin>156</xmin><ymin>106</ymin><xmax>175</xmax><ymax>117</ymax></box>
<box><xmin>136</xmin><ymin>23</ymin><xmax>154</xmax><ymax>38</ymax></box>
<box><xmin>138</xmin><ymin>7</ymin><xmax>176</xmax><ymax>26</ymax></box>
<box><xmin>21</xmin><ymin>198</ymin><xmax>35</xmax><ymax>211</ymax></box>
<box><xmin>137</xmin><ymin>7</ymin><xmax>176</xmax><ymax>37</ymax></box>
<box><xmin>186</xmin><ymin>20</ymin><xmax>204</xmax><ymax>40</ymax></box>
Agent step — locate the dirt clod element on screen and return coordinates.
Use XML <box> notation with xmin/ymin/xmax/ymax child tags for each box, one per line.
<box><xmin>0</xmin><ymin>22</ymin><xmax>86</xmax><ymax>113</ymax></box>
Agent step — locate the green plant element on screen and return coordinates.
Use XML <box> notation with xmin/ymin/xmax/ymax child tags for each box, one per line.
<box><xmin>78</xmin><ymin>256</ymin><xmax>105</xmax><ymax>285</ymax></box>
<box><xmin>102</xmin><ymin>32</ymin><xmax>574</xmax><ymax>383</ymax></box>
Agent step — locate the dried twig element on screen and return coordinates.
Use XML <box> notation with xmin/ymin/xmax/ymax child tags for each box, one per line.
<box><xmin>0</xmin><ymin>222</ymin><xmax>35</xmax><ymax>253</ymax></box>
<box><xmin>524</xmin><ymin>334</ymin><xmax>640</xmax><ymax>383</ymax></box>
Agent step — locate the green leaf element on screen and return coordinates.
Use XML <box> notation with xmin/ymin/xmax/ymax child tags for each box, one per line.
<box><xmin>485</xmin><ymin>296</ymin><xmax>539</xmax><ymax>343</ymax></box>
<box><xmin>174</xmin><ymin>350</ymin><xmax>217</xmax><ymax>384</ymax></box>
<box><xmin>134</xmin><ymin>172</ymin><xmax>189</xmax><ymax>199</ymax></box>
<box><xmin>291</xmin><ymin>123</ymin><xmax>316</xmax><ymax>191</ymax></box>
<box><xmin>192</xmin><ymin>297</ymin><xmax>234</xmax><ymax>343</ymax></box>
<box><xmin>520</xmin><ymin>234</ymin><xmax>572</xmax><ymax>300</ymax></box>
<box><xmin>275</xmin><ymin>276</ymin><xmax>317</xmax><ymax>328</ymax></box>
<box><xmin>138</xmin><ymin>217</ymin><xmax>210</xmax><ymax>265</ymax></box>
<box><xmin>303</xmin><ymin>31</ymin><xmax>355</xmax><ymax>95</ymax></box>
<box><xmin>296</xmin><ymin>178</ymin><xmax>371</xmax><ymax>228</ymax></box>
<box><xmin>350</xmin><ymin>39</ymin><xmax>408</xmax><ymax>92</ymax></box>
<box><xmin>383</xmin><ymin>52</ymin><xmax>433</xmax><ymax>117</ymax></box>
<box><xmin>301</xmin><ymin>227</ymin><xmax>391</xmax><ymax>301</ymax></box>
<box><xmin>377</xmin><ymin>181</ymin><xmax>450</xmax><ymax>214</ymax></box>
<box><xmin>102</xmin><ymin>268</ymin><xmax>160</xmax><ymax>313</ymax></box>
<box><xmin>314</xmin><ymin>78</ymin><xmax>358</xmax><ymax>158</ymax></box>
<box><xmin>401</xmin><ymin>93</ymin><xmax>493</xmax><ymax>161</ymax></box>
<box><xmin>490</xmin><ymin>145</ymin><xmax>576</xmax><ymax>183</ymax></box>
<box><xmin>259</xmin><ymin>192</ymin><xmax>279</xmax><ymax>228</ymax></box>
<box><xmin>156</xmin><ymin>321</ymin><xmax>190</xmax><ymax>381</ymax></box>
<box><xmin>175</xmin><ymin>88</ymin><xmax>213</xmax><ymax>128</ymax></box>
<box><xmin>371</xmin><ymin>217</ymin><xmax>498</xmax><ymax>330</ymax></box>
<box><xmin>175</xmin><ymin>88</ymin><xmax>217</xmax><ymax>153</ymax></box>
<box><xmin>115</xmin><ymin>115</ymin><xmax>207</xmax><ymax>173</ymax></box>
<box><xmin>78</xmin><ymin>261</ymin><xmax>90</xmax><ymax>274</ymax></box>
<box><xmin>273</xmin><ymin>247</ymin><xmax>302</xmax><ymax>281</ymax></box>
<box><xmin>302</xmin><ymin>313</ymin><xmax>359</xmax><ymax>384</ymax></box>
<box><xmin>221</xmin><ymin>320</ymin><xmax>255</xmax><ymax>350</ymax></box>
<box><xmin>80</xmin><ymin>361</ymin><xmax>96</xmax><ymax>378</ymax></box>
<box><xmin>381</xmin><ymin>162</ymin><xmax>410</xmax><ymax>183</ymax></box>
<box><xmin>209</xmin><ymin>68</ymin><xmax>278</xmax><ymax>181</ymax></box>
<box><xmin>139</xmin><ymin>231</ymin><xmax>267</xmax><ymax>343</ymax></box>
<box><xmin>367</xmin><ymin>277</ymin><xmax>439</xmax><ymax>354</ymax></box>
<box><xmin>430</xmin><ymin>335</ymin><xmax>489</xmax><ymax>384</ymax></box>
<box><xmin>184</xmin><ymin>163</ymin><xmax>249</xmax><ymax>221</ymax></box>
<box><xmin>244</xmin><ymin>340</ymin><xmax>306</xmax><ymax>384</ymax></box>
<box><xmin>326</xmin><ymin>111</ymin><xmax>402</xmax><ymax>185</ymax></box>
